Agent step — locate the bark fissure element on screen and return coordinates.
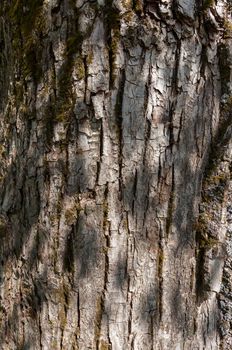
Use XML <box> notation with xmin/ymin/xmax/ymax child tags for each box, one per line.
<box><xmin>157</xmin><ymin>244</ymin><xmax>164</xmax><ymax>324</ymax></box>
<box><xmin>115</xmin><ymin>69</ymin><xmax>125</xmax><ymax>198</ymax></box>
<box><xmin>166</xmin><ymin>164</ymin><xmax>175</xmax><ymax>237</ymax></box>
<box><xmin>1</xmin><ymin>1</ymin><xmax>232</xmax><ymax>349</ymax></box>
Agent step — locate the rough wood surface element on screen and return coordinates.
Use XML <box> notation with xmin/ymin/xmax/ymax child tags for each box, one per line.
<box><xmin>0</xmin><ymin>0</ymin><xmax>232</xmax><ymax>349</ymax></box>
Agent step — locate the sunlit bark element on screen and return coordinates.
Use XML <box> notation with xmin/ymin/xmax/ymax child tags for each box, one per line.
<box><xmin>0</xmin><ymin>1</ymin><xmax>232</xmax><ymax>349</ymax></box>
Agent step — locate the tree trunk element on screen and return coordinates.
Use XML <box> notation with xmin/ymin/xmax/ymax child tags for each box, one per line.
<box><xmin>0</xmin><ymin>0</ymin><xmax>232</xmax><ymax>349</ymax></box>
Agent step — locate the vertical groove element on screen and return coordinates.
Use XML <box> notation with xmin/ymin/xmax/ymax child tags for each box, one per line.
<box><xmin>96</xmin><ymin>118</ymin><xmax>104</xmax><ymax>185</ymax></box>
<box><xmin>166</xmin><ymin>164</ymin><xmax>175</xmax><ymax>237</ymax></box>
<box><xmin>114</xmin><ymin>69</ymin><xmax>125</xmax><ymax>199</ymax></box>
<box><xmin>95</xmin><ymin>183</ymin><xmax>110</xmax><ymax>348</ymax></box>
<box><xmin>77</xmin><ymin>291</ymin><xmax>80</xmax><ymax>331</ymax></box>
<box><xmin>157</xmin><ymin>243</ymin><xmax>164</xmax><ymax>324</ymax></box>
<box><xmin>132</xmin><ymin>169</ymin><xmax>137</xmax><ymax>217</ymax></box>
<box><xmin>83</xmin><ymin>55</ymin><xmax>88</xmax><ymax>104</ymax></box>
<box><xmin>38</xmin><ymin>313</ymin><xmax>43</xmax><ymax>350</ymax></box>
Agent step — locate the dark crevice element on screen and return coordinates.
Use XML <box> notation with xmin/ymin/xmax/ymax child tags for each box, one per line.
<box><xmin>96</xmin><ymin>118</ymin><xmax>104</xmax><ymax>185</ymax></box>
<box><xmin>63</xmin><ymin>227</ymin><xmax>75</xmax><ymax>274</ymax></box>
<box><xmin>104</xmin><ymin>237</ymin><xmax>110</xmax><ymax>291</ymax></box>
<box><xmin>103</xmin><ymin>182</ymin><xmax>109</xmax><ymax>233</ymax></box>
<box><xmin>128</xmin><ymin>297</ymin><xmax>133</xmax><ymax>343</ymax></box>
<box><xmin>143</xmin><ymin>118</ymin><xmax>151</xmax><ymax>165</ymax></box>
<box><xmin>168</xmin><ymin>104</ymin><xmax>175</xmax><ymax>153</ymax></box>
<box><xmin>157</xmin><ymin>243</ymin><xmax>164</xmax><ymax>323</ymax></box>
<box><xmin>83</xmin><ymin>55</ymin><xmax>88</xmax><ymax>104</ymax></box>
<box><xmin>114</xmin><ymin>69</ymin><xmax>125</xmax><ymax>199</ymax></box>
<box><xmin>95</xmin><ymin>184</ymin><xmax>110</xmax><ymax>347</ymax></box>
<box><xmin>104</xmin><ymin>0</ymin><xmax>121</xmax><ymax>89</ymax></box>
<box><xmin>132</xmin><ymin>169</ymin><xmax>138</xmax><ymax>217</ymax></box>
<box><xmin>200</xmin><ymin>44</ymin><xmax>208</xmax><ymax>78</ymax></box>
<box><xmin>166</xmin><ymin>163</ymin><xmax>175</xmax><ymax>237</ymax></box>
<box><xmin>77</xmin><ymin>290</ymin><xmax>80</xmax><ymax>332</ymax></box>
<box><xmin>150</xmin><ymin>313</ymin><xmax>154</xmax><ymax>350</ymax></box>
<box><xmin>204</xmin><ymin>109</ymin><xmax>232</xmax><ymax>179</ymax></box>
<box><xmin>171</xmin><ymin>35</ymin><xmax>181</xmax><ymax>93</ymax></box>
<box><xmin>107</xmin><ymin>326</ymin><xmax>112</xmax><ymax>350</ymax></box>
<box><xmin>177</xmin><ymin>112</ymin><xmax>183</xmax><ymax>143</ymax></box>
<box><xmin>132</xmin><ymin>0</ymin><xmax>143</xmax><ymax>17</ymax></box>
<box><xmin>100</xmin><ymin>118</ymin><xmax>104</xmax><ymax>159</ymax></box>
<box><xmin>38</xmin><ymin>312</ymin><xmax>43</xmax><ymax>350</ymax></box>
<box><xmin>95</xmin><ymin>295</ymin><xmax>105</xmax><ymax>349</ymax></box>
<box><xmin>157</xmin><ymin>154</ymin><xmax>162</xmax><ymax>185</ymax></box>
<box><xmin>51</xmin><ymin>2</ymin><xmax>61</xmax><ymax>16</ymax></box>
<box><xmin>195</xmin><ymin>239</ymin><xmax>207</xmax><ymax>304</ymax></box>
<box><xmin>143</xmin><ymin>58</ymin><xmax>150</xmax><ymax>128</ymax></box>
<box><xmin>166</xmin><ymin>37</ymin><xmax>181</xmax><ymax>153</ymax></box>
<box><xmin>217</xmin><ymin>43</ymin><xmax>231</xmax><ymax>95</ymax></box>
<box><xmin>96</xmin><ymin>161</ymin><xmax>101</xmax><ymax>186</ymax></box>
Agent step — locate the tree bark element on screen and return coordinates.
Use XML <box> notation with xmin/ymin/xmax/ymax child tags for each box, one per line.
<box><xmin>0</xmin><ymin>0</ymin><xmax>232</xmax><ymax>349</ymax></box>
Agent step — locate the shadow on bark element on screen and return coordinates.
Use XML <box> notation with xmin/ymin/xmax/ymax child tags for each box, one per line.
<box><xmin>0</xmin><ymin>0</ymin><xmax>231</xmax><ymax>348</ymax></box>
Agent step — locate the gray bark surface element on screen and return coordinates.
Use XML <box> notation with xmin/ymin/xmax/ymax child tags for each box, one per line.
<box><xmin>0</xmin><ymin>0</ymin><xmax>232</xmax><ymax>349</ymax></box>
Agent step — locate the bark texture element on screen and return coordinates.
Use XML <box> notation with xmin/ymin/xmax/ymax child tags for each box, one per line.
<box><xmin>0</xmin><ymin>0</ymin><xmax>232</xmax><ymax>349</ymax></box>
